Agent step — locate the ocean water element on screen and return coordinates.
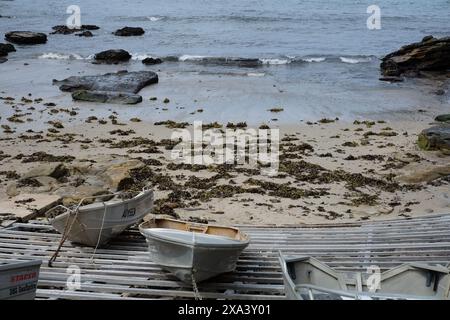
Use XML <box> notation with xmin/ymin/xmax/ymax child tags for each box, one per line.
<box><xmin>1</xmin><ymin>0</ymin><xmax>449</xmax><ymax>59</ymax></box>
<box><xmin>0</xmin><ymin>0</ymin><xmax>449</xmax><ymax>123</ymax></box>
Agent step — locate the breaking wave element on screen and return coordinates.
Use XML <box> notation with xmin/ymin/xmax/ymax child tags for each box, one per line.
<box><xmin>39</xmin><ymin>52</ymin><xmax>85</xmax><ymax>60</ymax></box>
<box><xmin>339</xmin><ymin>56</ymin><xmax>373</xmax><ymax>64</ymax></box>
<box><xmin>37</xmin><ymin>52</ymin><xmax>376</xmax><ymax>67</ymax></box>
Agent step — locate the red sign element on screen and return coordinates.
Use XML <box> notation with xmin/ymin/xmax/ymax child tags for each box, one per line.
<box><xmin>10</xmin><ymin>272</ymin><xmax>37</xmax><ymax>283</ymax></box>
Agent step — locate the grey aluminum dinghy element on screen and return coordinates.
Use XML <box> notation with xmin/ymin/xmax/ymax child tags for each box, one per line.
<box><xmin>0</xmin><ymin>260</ymin><xmax>42</xmax><ymax>300</ymax></box>
<box><xmin>279</xmin><ymin>254</ymin><xmax>450</xmax><ymax>300</ymax></box>
<box><xmin>139</xmin><ymin>218</ymin><xmax>250</xmax><ymax>283</ymax></box>
<box><xmin>46</xmin><ymin>187</ymin><xmax>153</xmax><ymax>247</ymax></box>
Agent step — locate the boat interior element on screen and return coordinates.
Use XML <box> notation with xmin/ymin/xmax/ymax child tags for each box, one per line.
<box><xmin>140</xmin><ymin>218</ymin><xmax>248</xmax><ymax>241</ymax></box>
<box><xmin>281</xmin><ymin>255</ymin><xmax>450</xmax><ymax>299</ymax></box>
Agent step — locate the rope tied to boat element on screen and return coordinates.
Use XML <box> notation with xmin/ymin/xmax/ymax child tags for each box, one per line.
<box><xmin>191</xmin><ymin>270</ymin><xmax>202</xmax><ymax>300</ymax></box>
<box><xmin>89</xmin><ymin>202</ymin><xmax>108</xmax><ymax>263</ymax></box>
<box><xmin>47</xmin><ymin>207</ymin><xmax>80</xmax><ymax>267</ymax></box>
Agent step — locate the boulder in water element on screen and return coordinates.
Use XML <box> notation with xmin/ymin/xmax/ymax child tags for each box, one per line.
<box><xmin>381</xmin><ymin>36</ymin><xmax>450</xmax><ymax>76</ymax></box>
<box><xmin>113</xmin><ymin>27</ymin><xmax>145</xmax><ymax>36</ymax></box>
<box><xmin>0</xmin><ymin>43</ymin><xmax>15</xmax><ymax>56</ymax></box>
<box><xmin>94</xmin><ymin>49</ymin><xmax>131</xmax><ymax>64</ymax></box>
<box><xmin>5</xmin><ymin>31</ymin><xmax>47</xmax><ymax>45</ymax></box>
<box><xmin>142</xmin><ymin>57</ymin><xmax>163</xmax><ymax>65</ymax></box>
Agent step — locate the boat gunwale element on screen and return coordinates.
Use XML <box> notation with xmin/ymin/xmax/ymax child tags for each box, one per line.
<box><xmin>50</xmin><ymin>189</ymin><xmax>153</xmax><ymax>224</ymax></box>
<box><xmin>74</xmin><ymin>189</ymin><xmax>153</xmax><ymax>213</ymax></box>
<box><xmin>139</xmin><ymin>218</ymin><xmax>250</xmax><ymax>248</ymax></box>
<box><xmin>0</xmin><ymin>259</ymin><xmax>42</xmax><ymax>271</ymax></box>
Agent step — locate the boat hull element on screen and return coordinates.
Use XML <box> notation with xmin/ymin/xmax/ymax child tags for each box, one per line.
<box><xmin>145</xmin><ymin>236</ymin><xmax>247</xmax><ymax>283</ymax></box>
<box><xmin>139</xmin><ymin>218</ymin><xmax>250</xmax><ymax>283</ymax></box>
<box><xmin>0</xmin><ymin>260</ymin><xmax>42</xmax><ymax>300</ymax></box>
<box><xmin>51</xmin><ymin>190</ymin><xmax>153</xmax><ymax>247</ymax></box>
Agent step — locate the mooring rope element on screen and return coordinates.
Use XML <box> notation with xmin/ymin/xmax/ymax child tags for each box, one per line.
<box><xmin>90</xmin><ymin>202</ymin><xmax>108</xmax><ymax>263</ymax></box>
<box><xmin>191</xmin><ymin>270</ymin><xmax>202</xmax><ymax>300</ymax></box>
<box><xmin>48</xmin><ymin>208</ymin><xmax>79</xmax><ymax>267</ymax></box>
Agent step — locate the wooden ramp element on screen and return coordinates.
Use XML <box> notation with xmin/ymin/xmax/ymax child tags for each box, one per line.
<box><xmin>1</xmin><ymin>213</ymin><xmax>450</xmax><ymax>300</ymax></box>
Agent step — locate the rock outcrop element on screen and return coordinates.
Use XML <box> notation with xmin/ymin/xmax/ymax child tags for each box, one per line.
<box><xmin>101</xmin><ymin>159</ymin><xmax>144</xmax><ymax>190</ymax></box>
<box><xmin>381</xmin><ymin>36</ymin><xmax>450</xmax><ymax>76</ymax></box>
<box><xmin>418</xmin><ymin>125</ymin><xmax>450</xmax><ymax>155</ymax></box>
<box><xmin>5</xmin><ymin>31</ymin><xmax>47</xmax><ymax>44</ymax></box>
<box><xmin>113</xmin><ymin>27</ymin><xmax>145</xmax><ymax>36</ymax></box>
<box><xmin>94</xmin><ymin>49</ymin><xmax>131</xmax><ymax>64</ymax></box>
<box><xmin>22</xmin><ymin>163</ymin><xmax>70</xmax><ymax>180</ymax></box>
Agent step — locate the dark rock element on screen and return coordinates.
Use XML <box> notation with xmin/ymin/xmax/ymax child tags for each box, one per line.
<box><xmin>75</xmin><ymin>31</ymin><xmax>93</xmax><ymax>37</ymax></box>
<box><xmin>379</xmin><ymin>76</ymin><xmax>404</xmax><ymax>82</ymax></box>
<box><xmin>51</xmin><ymin>25</ymin><xmax>99</xmax><ymax>35</ymax></box>
<box><xmin>72</xmin><ymin>90</ymin><xmax>143</xmax><ymax>104</ymax></box>
<box><xmin>5</xmin><ymin>31</ymin><xmax>47</xmax><ymax>45</ymax></box>
<box><xmin>94</xmin><ymin>49</ymin><xmax>131</xmax><ymax>64</ymax></box>
<box><xmin>0</xmin><ymin>58</ymin><xmax>7</xmax><ymax>64</ymax></box>
<box><xmin>435</xmin><ymin>114</ymin><xmax>450</xmax><ymax>123</ymax></box>
<box><xmin>81</xmin><ymin>25</ymin><xmax>100</xmax><ymax>30</ymax></box>
<box><xmin>422</xmin><ymin>35</ymin><xmax>434</xmax><ymax>42</ymax></box>
<box><xmin>381</xmin><ymin>36</ymin><xmax>450</xmax><ymax>76</ymax></box>
<box><xmin>418</xmin><ymin>125</ymin><xmax>450</xmax><ymax>154</ymax></box>
<box><xmin>0</xmin><ymin>43</ymin><xmax>15</xmax><ymax>57</ymax></box>
<box><xmin>113</xmin><ymin>27</ymin><xmax>145</xmax><ymax>36</ymax></box>
<box><xmin>142</xmin><ymin>57</ymin><xmax>163</xmax><ymax>65</ymax></box>
<box><xmin>53</xmin><ymin>70</ymin><xmax>159</xmax><ymax>94</ymax></box>
<box><xmin>435</xmin><ymin>89</ymin><xmax>445</xmax><ymax>95</ymax></box>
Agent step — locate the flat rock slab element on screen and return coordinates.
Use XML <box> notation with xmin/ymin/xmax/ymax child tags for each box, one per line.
<box><xmin>72</xmin><ymin>90</ymin><xmax>143</xmax><ymax>104</ymax></box>
<box><xmin>53</xmin><ymin>70</ymin><xmax>158</xmax><ymax>94</ymax></box>
<box><xmin>5</xmin><ymin>31</ymin><xmax>47</xmax><ymax>45</ymax></box>
<box><xmin>396</xmin><ymin>163</ymin><xmax>450</xmax><ymax>184</ymax></box>
<box><xmin>0</xmin><ymin>193</ymin><xmax>61</xmax><ymax>221</ymax></box>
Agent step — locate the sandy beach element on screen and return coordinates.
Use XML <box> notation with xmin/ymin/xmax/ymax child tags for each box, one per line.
<box><xmin>1</xmin><ymin>80</ymin><xmax>449</xmax><ymax>225</ymax></box>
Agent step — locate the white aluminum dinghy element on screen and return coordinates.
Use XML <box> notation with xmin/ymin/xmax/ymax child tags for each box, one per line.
<box><xmin>279</xmin><ymin>254</ymin><xmax>450</xmax><ymax>300</ymax></box>
<box><xmin>46</xmin><ymin>187</ymin><xmax>153</xmax><ymax>247</ymax></box>
<box><xmin>0</xmin><ymin>260</ymin><xmax>42</xmax><ymax>300</ymax></box>
<box><xmin>139</xmin><ymin>218</ymin><xmax>250</xmax><ymax>283</ymax></box>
